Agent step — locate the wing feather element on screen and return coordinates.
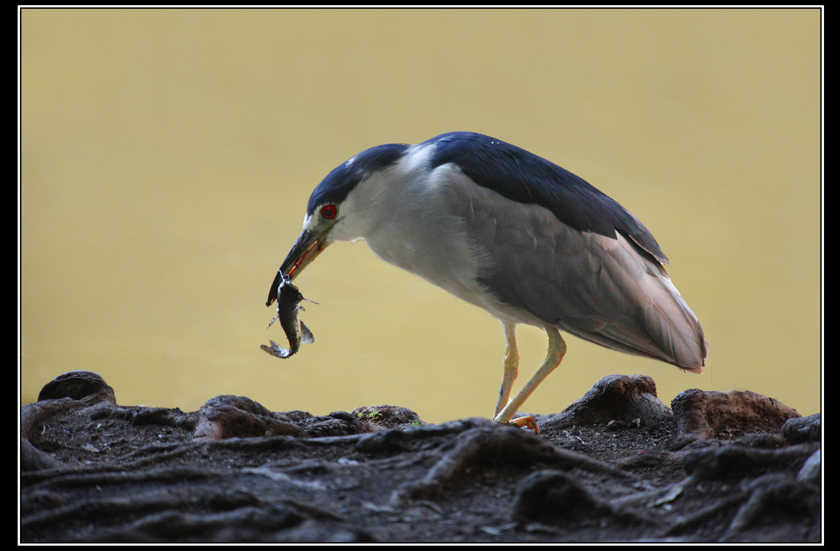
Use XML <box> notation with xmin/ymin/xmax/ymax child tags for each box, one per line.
<box><xmin>448</xmin><ymin>172</ymin><xmax>707</xmax><ymax>369</ymax></box>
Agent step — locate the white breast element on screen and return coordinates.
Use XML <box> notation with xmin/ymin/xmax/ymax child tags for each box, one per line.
<box><xmin>329</xmin><ymin>144</ymin><xmax>499</xmax><ymax>312</ymax></box>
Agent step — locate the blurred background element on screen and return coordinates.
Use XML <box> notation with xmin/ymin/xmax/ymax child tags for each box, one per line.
<box><xmin>20</xmin><ymin>8</ymin><xmax>821</xmax><ymax>423</ymax></box>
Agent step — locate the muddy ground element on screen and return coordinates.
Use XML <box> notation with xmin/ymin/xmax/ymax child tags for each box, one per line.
<box><xmin>20</xmin><ymin>371</ymin><xmax>821</xmax><ymax>543</ymax></box>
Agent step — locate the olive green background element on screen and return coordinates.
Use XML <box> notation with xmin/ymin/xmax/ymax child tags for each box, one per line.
<box><xmin>21</xmin><ymin>8</ymin><xmax>821</xmax><ymax>422</ymax></box>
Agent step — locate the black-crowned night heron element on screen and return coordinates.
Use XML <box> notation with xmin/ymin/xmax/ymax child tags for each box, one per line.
<box><xmin>266</xmin><ymin>131</ymin><xmax>708</xmax><ymax>430</ymax></box>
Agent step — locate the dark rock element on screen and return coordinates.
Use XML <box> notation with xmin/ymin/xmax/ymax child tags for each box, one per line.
<box><xmin>20</xmin><ymin>437</ymin><xmax>64</xmax><ymax>471</ymax></box>
<box><xmin>683</xmin><ymin>441</ymin><xmax>820</xmax><ymax>481</ymax></box>
<box><xmin>37</xmin><ymin>370</ymin><xmax>116</xmax><ymax>406</ymax></box>
<box><xmin>797</xmin><ymin>449</ymin><xmax>821</xmax><ymax>485</ymax></box>
<box><xmin>194</xmin><ymin>395</ymin><xmax>305</xmax><ymax>439</ymax></box>
<box><xmin>20</xmin><ymin>370</ymin><xmax>821</xmax><ymax>543</ymax></box>
<box><xmin>722</xmin><ymin>472</ymin><xmax>821</xmax><ymax>542</ymax></box>
<box><xmin>782</xmin><ymin>413</ymin><xmax>821</xmax><ymax>444</ymax></box>
<box><xmin>539</xmin><ymin>374</ymin><xmax>672</xmax><ymax>432</ymax></box>
<box><xmin>671</xmin><ymin>389</ymin><xmax>800</xmax><ymax>448</ymax></box>
<box><xmin>20</xmin><ymin>397</ymin><xmax>87</xmax><ymax>443</ymax></box>
<box><xmin>512</xmin><ymin>469</ymin><xmax>605</xmax><ymax>525</ymax></box>
<box><xmin>348</xmin><ymin>405</ymin><xmax>426</xmax><ymax>429</ymax></box>
<box><xmin>392</xmin><ymin>421</ymin><xmax>632</xmax><ymax>505</ymax></box>
<box><xmin>299</xmin><ymin>411</ymin><xmax>375</xmax><ymax>437</ymax></box>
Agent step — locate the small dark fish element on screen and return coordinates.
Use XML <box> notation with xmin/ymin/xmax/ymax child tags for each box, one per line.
<box><xmin>261</xmin><ymin>275</ymin><xmax>315</xmax><ymax>359</ymax></box>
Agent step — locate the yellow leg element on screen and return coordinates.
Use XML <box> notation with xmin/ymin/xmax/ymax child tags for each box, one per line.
<box><xmin>493</xmin><ymin>327</ymin><xmax>567</xmax><ymax>426</ymax></box>
<box><xmin>494</xmin><ymin>321</ymin><xmax>519</xmax><ymax>418</ymax></box>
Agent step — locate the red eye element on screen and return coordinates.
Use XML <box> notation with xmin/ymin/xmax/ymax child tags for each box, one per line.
<box><xmin>321</xmin><ymin>204</ymin><xmax>338</xmax><ymax>220</ymax></box>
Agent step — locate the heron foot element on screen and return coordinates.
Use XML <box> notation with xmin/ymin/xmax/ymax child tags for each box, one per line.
<box><xmin>507</xmin><ymin>415</ymin><xmax>539</xmax><ymax>434</ymax></box>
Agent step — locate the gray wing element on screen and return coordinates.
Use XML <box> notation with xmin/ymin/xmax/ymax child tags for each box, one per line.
<box><xmin>456</xmin><ymin>176</ymin><xmax>708</xmax><ymax>370</ymax></box>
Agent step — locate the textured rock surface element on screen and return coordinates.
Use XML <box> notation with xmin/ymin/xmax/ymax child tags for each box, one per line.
<box><xmin>20</xmin><ymin>371</ymin><xmax>821</xmax><ymax>543</ymax></box>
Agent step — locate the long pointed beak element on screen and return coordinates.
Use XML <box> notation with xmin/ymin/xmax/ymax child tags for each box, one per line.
<box><xmin>266</xmin><ymin>228</ymin><xmax>330</xmax><ymax>306</ymax></box>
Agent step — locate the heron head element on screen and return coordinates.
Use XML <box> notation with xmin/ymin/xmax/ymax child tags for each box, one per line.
<box><xmin>266</xmin><ymin>143</ymin><xmax>410</xmax><ymax>306</ymax></box>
